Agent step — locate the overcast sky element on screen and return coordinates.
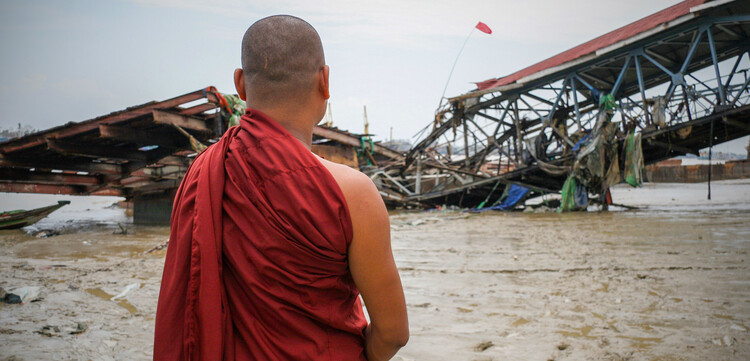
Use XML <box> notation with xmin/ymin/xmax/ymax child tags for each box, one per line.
<box><xmin>1</xmin><ymin>0</ymin><xmax>747</xmax><ymax>153</ymax></box>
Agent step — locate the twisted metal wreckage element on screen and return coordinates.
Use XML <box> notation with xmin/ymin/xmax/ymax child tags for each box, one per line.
<box><xmin>364</xmin><ymin>0</ymin><xmax>750</xmax><ymax>211</ymax></box>
<box><xmin>0</xmin><ymin>0</ymin><xmax>748</xmax><ymax>218</ymax></box>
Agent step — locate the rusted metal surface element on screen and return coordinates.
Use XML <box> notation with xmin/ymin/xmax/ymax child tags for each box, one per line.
<box><xmin>0</xmin><ymin>154</ymin><xmax>125</xmax><ymax>174</ymax></box>
<box><xmin>0</xmin><ymin>89</ymin><xmax>209</xmax><ymax>154</ymax></box>
<box><xmin>98</xmin><ymin>124</ymin><xmax>187</xmax><ymax>149</ymax></box>
<box><xmin>0</xmin><ymin>88</ymin><xmax>221</xmax><ymax>198</ymax></box>
<box><xmin>0</xmin><ymin>168</ymin><xmax>101</xmax><ymax>186</ymax></box>
<box><xmin>152</xmin><ymin>110</ymin><xmax>212</xmax><ymax>133</ymax></box>
<box><xmin>46</xmin><ymin>138</ymin><xmax>151</xmax><ymax>162</ymax></box>
<box><xmin>0</xmin><ymin>87</ymin><xmax>405</xmax><ymax>201</ymax></box>
<box><xmin>313</xmin><ymin>125</ymin><xmax>403</xmax><ymax>160</ymax></box>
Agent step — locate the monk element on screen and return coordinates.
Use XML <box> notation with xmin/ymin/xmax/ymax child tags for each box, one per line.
<box><xmin>153</xmin><ymin>15</ymin><xmax>408</xmax><ymax>361</ymax></box>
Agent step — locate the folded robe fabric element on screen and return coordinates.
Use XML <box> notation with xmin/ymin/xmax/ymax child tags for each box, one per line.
<box><xmin>154</xmin><ymin>108</ymin><xmax>367</xmax><ymax>361</ymax></box>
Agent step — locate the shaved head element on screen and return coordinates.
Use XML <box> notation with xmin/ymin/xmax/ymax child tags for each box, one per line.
<box><xmin>241</xmin><ymin>15</ymin><xmax>325</xmax><ymax>106</ymax></box>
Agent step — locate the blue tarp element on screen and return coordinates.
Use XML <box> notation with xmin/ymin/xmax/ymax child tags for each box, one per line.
<box><xmin>571</xmin><ymin>133</ymin><xmax>591</xmax><ymax>152</ymax></box>
<box><xmin>472</xmin><ymin>184</ymin><xmax>530</xmax><ymax>212</ymax></box>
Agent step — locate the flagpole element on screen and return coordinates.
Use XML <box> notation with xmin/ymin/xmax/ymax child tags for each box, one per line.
<box><xmin>437</xmin><ymin>27</ymin><xmax>476</xmax><ymax>112</ymax></box>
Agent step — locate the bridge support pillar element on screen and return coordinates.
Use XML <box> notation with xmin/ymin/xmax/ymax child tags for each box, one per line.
<box><xmin>133</xmin><ymin>191</ymin><xmax>176</xmax><ymax>225</ymax></box>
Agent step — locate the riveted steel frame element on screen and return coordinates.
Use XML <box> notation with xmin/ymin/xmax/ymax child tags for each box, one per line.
<box><xmin>378</xmin><ymin>12</ymin><xmax>750</xmax><ymax>206</ymax></box>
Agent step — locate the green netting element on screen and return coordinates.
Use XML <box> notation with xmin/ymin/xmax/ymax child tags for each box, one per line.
<box><xmin>558</xmin><ymin>175</ymin><xmax>578</xmax><ymax>213</ymax></box>
<box><xmin>599</xmin><ymin>93</ymin><xmax>616</xmax><ymax>111</ymax></box>
<box><xmin>475</xmin><ymin>180</ymin><xmax>503</xmax><ymax>209</ymax></box>
<box><xmin>224</xmin><ymin>94</ymin><xmax>246</xmax><ymax>128</ymax></box>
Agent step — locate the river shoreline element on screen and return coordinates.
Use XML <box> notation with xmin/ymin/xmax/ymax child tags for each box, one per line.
<box><xmin>1</xmin><ymin>180</ymin><xmax>748</xmax><ymax>360</ymax></box>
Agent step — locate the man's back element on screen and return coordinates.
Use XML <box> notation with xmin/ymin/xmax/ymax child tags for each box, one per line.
<box><xmin>221</xmin><ymin>110</ymin><xmax>367</xmax><ymax>360</ymax></box>
<box><xmin>155</xmin><ymin>109</ymin><xmax>368</xmax><ymax>360</ymax></box>
<box><xmin>154</xmin><ymin>15</ymin><xmax>407</xmax><ymax>361</ymax></box>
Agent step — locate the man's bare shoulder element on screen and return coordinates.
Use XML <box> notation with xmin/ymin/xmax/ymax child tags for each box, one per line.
<box><xmin>317</xmin><ymin>157</ymin><xmax>381</xmax><ymax>207</ymax></box>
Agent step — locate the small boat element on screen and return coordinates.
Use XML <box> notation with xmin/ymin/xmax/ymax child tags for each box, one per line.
<box><xmin>0</xmin><ymin>201</ymin><xmax>71</xmax><ymax>230</ymax></box>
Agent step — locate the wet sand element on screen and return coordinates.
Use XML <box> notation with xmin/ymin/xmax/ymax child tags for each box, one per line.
<box><xmin>1</xmin><ymin>180</ymin><xmax>749</xmax><ymax>360</ymax></box>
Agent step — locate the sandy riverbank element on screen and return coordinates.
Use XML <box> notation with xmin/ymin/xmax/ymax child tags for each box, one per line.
<box><xmin>1</xmin><ymin>180</ymin><xmax>748</xmax><ymax>360</ymax></box>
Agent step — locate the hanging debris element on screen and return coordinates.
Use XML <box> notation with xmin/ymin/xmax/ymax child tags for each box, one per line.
<box><xmin>361</xmin><ymin>0</ymin><xmax>750</xmax><ymax>210</ymax></box>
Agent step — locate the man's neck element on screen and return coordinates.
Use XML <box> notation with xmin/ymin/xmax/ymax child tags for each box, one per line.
<box><xmin>258</xmin><ymin>108</ymin><xmax>315</xmax><ymax>150</ymax></box>
<box><xmin>275</xmin><ymin>118</ymin><xmax>314</xmax><ymax>150</ymax></box>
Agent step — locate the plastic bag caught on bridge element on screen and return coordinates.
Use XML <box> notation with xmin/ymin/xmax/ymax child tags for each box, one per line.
<box><xmin>224</xmin><ymin>94</ymin><xmax>246</xmax><ymax>128</ymax></box>
<box><xmin>558</xmin><ymin>175</ymin><xmax>590</xmax><ymax>212</ymax></box>
<box><xmin>604</xmin><ymin>146</ymin><xmax>621</xmax><ymax>188</ymax></box>
<box><xmin>579</xmin><ymin>135</ymin><xmax>604</xmax><ymax>186</ymax></box>
<box><xmin>624</xmin><ymin>131</ymin><xmax>644</xmax><ymax>187</ymax></box>
<box><xmin>558</xmin><ymin>175</ymin><xmax>577</xmax><ymax>212</ymax></box>
<box><xmin>651</xmin><ymin>96</ymin><xmax>667</xmax><ymax>128</ymax></box>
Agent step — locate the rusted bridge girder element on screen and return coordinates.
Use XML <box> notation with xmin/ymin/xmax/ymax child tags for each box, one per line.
<box><xmin>374</xmin><ymin>0</ymin><xmax>750</xmax><ymax>208</ymax></box>
<box><xmin>0</xmin><ymin>87</ymin><xmax>405</xmax><ymax>199</ymax></box>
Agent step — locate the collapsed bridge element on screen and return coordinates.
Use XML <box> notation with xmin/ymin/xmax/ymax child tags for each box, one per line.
<box><xmin>0</xmin><ymin>88</ymin><xmax>400</xmax><ymax>223</ymax></box>
<box><xmin>370</xmin><ymin>0</ymin><xmax>750</xmax><ymax>208</ymax></box>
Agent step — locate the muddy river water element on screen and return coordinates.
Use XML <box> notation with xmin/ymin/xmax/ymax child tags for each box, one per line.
<box><xmin>0</xmin><ymin>180</ymin><xmax>748</xmax><ymax>360</ymax></box>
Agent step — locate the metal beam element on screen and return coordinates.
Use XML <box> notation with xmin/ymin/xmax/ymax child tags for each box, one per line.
<box><xmin>152</xmin><ymin>110</ymin><xmax>211</xmax><ymax>133</ymax></box>
<box><xmin>580</xmin><ymin>71</ymin><xmax>614</xmax><ymax>88</ymax></box>
<box><xmin>0</xmin><ymin>89</ymin><xmax>208</xmax><ymax>154</ymax></box>
<box><xmin>313</xmin><ymin>126</ymin><xmax>403</xmax><ymax>160</ymax></box>
<box><xmin>680</xmin><ymin>28</ymin><xmax>704</xmax><ymax>74</ymax></box>
<box><xmin>722</xmin><ymin>117</ymin><xmax>750</xmax><ymax>132</ymax></box>
<box><xmin>476</xmin><ymin>111</ymin><xmax>511</xmax><ymax>126</ymax></box>
<box><xmin>730</xmin><ymin>72</ymin><xmax>750</xmax><ymax>107</ymax></box>
<box><xmin>180</xmin><ymin>102</ymin><xmax>217</xmax><ymax>116</ymax></box>
<box><xmin>0</xmin><ymin>168</ymin><xmax>101</xmax><ymax>185</ymax></box>
<box><xmin>644</xmin><ymin>48</ymin><xmax>676</xmax><ymax>67</ymax></box>
<box><xmin>572</xmin><ymin>76</ymin><xmax>582</xmax><ymax>127</ymax></box>
<box><xmin>98</xmin><ymin>124</ymin><xmax>188</xmax><ymax>149</ymax></box>
<box><xmin>716</xmin><ymin>24</ymin><xmax>740</xmax><ymax>38</ymax></box>
<box><xmin>46</xmin><ymin>138</ymin><xmax>149</xmax><ymax>162</ymax></box>
<box><xmin>0</xmin><ymin>154</ymin><xmax>125</xmax><ymax>174</ymax></box>
<box><xmin>634</xmin><ymin>54</ymin><xmax>651</xmax><ymax>124</ymax></box>
<box><xmin>0</xmin><ymin>182</ymin><xmax>89</xmax><ymax>195</ymax></box>
<box><xmin>706</xmin><ymin>26</ymin><xmax>727</xmax><ymax>104</ymax></box>
<box><xmin>647</xmin><ymin>140</ymin><xmax>695</xmax><ymax>155</ymax></box>
<box><xmin>611</xmin><ymin>55</ymin><xmax>632</xmax><ymax>97</ymax></box>
<box><xmin>407</xmin><ymin>162</ymin><xmax>563</xmax><ymax>201</ymax></box>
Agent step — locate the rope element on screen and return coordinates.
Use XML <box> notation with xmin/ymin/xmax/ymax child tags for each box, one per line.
<box><xmin>204</xmin><ymin>86</ymin><xmax>232</xmax><ymax>114</ymax></box>
<box><xmin>475</xmin><ymin>179</ymin><xmax>501</xmax><ymax>209</ymax></box>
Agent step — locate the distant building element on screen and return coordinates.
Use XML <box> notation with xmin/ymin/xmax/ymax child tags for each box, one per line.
<box><xmin>380</xmin><ymin>139</ymin><xmax>412</xmax><ymax>153</ymax></box>
<box><xmin>697</xmin><ymin>150</ymin><xmax>746</xmax><ymax>161</ymax></box>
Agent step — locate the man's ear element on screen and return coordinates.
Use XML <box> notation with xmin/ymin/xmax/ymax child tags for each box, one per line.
<box><xmin>319</xmin><ymin>65</ymin><xmax>330</xmax><ymax>100</ymax></box>
<box><xmin>234</xmin><ymin>68</ymin><xmax>247</xmax><ymax>101</ymax></box>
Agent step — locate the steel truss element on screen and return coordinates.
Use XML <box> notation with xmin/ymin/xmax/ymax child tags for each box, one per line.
<box><xmin>373</xmin><ymin>3</ymin><xmax>750</xmax><ymax>207</ymax></box>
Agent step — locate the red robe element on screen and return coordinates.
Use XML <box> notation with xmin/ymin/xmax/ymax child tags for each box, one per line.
<box><xmin>154</xmin><ymin>109</ymin><xmax>367</xmax><ymax>360</ymax></box>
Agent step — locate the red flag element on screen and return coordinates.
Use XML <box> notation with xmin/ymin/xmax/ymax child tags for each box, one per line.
<box><xmin>476</xmin><ymin>21</ymin><xmax>492</xmax><ymax>34</ymax></box>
